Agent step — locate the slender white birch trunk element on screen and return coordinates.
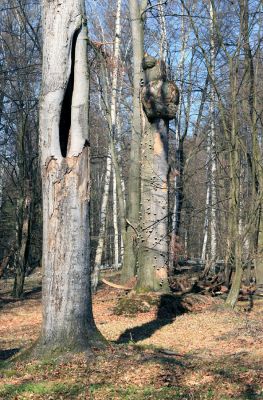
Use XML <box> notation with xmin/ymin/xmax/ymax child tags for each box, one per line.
<box><xmin>113</xmin><ymin>169</ymin><xmax>119</xmax><ymax>268</ymax></box>
<box><xmin>92</xmin><ymin>152</ymin><xmax>112</xmax><ymax>289</ymax></box>
<box><xmin>110</xmin><ymin>0</ymin><xmax>122</xmax><ymax>271</ymax></box>
<box><xmin>117</xmin><ymin>111</ymin><xmax>126</xmax><ymax>265</ymax></box>
<box><xmin>201</xmin><ymin>2</ymin><xmax>217</xmax><ymax>265</ymax></box>
<box><xmin>158</xmin><ymin>2</ymin><xmax>168</xmax><ymax>62</ymax></box>
<box><xmin>110</xmin><ymin>0</ymin><xmax>122</xmax><ymax>138</ymax></box>
<box><xmin>201</xmin><ymin>179</ymin><xmax>210</xmax><ymax>261</ymax></box>
<box><xmin>92</xmin><ymin>0</ymin><xmax>122</xmax><ymax>289</ymax></box>
<box><xmin>210</xmin><ymin>0</ymin><xmax>217</xmax><ymax>263</ymax></box>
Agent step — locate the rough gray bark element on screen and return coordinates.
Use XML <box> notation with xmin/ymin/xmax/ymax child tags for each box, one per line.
<box><xmin>121</xmin><ymin>0</ymin><xmax>146</xmax><ymax>284</ymax></box>
<box><xmin>138</xmin><ymin>118</ymin><xmax>170</xmax><ymax>291</ymax></box>
<box><xmin>37</xmin><ymin>0</ymin><xmax>103</xmax><ymax>355</ymax></box>
<box><xmin>0</xmin><ymin>166</ymin><xmax>2</xmax><ymax>212</ymax></box>
<box><xmin>209</xmin><ymin>0</ymin><xmax>217</xmax><ymax>265</ymax></box>
<box><xmin>137</xmin><ymin>56</ymin><xmax>179</xmax><ymax>292</ymax></box>
<box><xmin>239</xmin><ymin>0</ymin><xmax>263</xmax><ymax>293</ymax></box>
<box><xmin>225</xmin><ymin>59</ymin><xmax>242</xmax><ymax>308</ymax></box>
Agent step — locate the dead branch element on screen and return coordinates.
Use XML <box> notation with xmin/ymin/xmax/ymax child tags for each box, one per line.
<box><xmin>101</xmin><ymin>278</ymin><xmax>133</xmax><ymax>291</ymax></box>
<box><xmin>126</xmin><ymin>218</ymin><xmax>139</xmax><ymax>238</ymax></box>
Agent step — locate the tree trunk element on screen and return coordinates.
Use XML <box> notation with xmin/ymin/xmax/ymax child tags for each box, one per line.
<box><xmin>209</xmin><ymin>0</ymin><xmax>217</xmax><ymax>265</ymax></box>
<box><xmin>113</xmin><ymin>169</ymin><xmax>119</xmax><ymax>268</ymax></box>
<box><xmin>225</xmin><ymin>60</ymin><xmax>242</xmax><ymax>308</ymax></box>
<box><xmin>12</xmin><ymin>192</ymin><xmax>31</xmax><ymax>298</ymax></box>
<box><xmin>225</xmin><ymin>246</ymin><xmax>243</xmax><ymax>308</ymax></box>
<box><xmin>201</xmin><ymin>183</ymin><xmax>210</xmax><ymax>261</ymax></box>
<box><xmin>38</xmin><ymin>0</ymin><xmax>103</xmax><ymax>354</ymax></box>
<box><xmin>137</xmin><ymin>118</ymin><xmax>170</xmax><ymax>292</ymax></box>
<box><xmin>0</xmin><ymin>90</ymin><xmax>4</xmax><ymax>213</ymax></box>
<box><xmin>0</xmin><ymin>163</ymin><xmax>3</xmax><ymax>212</ymax></box>
<box><xmin>121</xmin><ymin>0</ymin><xmax>146</xmax><ymax>283</ymax></box>
<box><xmin>171</xmin><ymin>9</ymin><xmax>186</xmax><ymax>240</ymax></box>
<box><xmin>92</xmin><ymin>0</ymin><xmax>123</xmax><ymax>288</ymax></box>
<box><xmin>201</xmin><ymin>2</ymin><xmax>217</xmax><ymax>266</ymax></box>
<box><xmin>174</xmin><ymin>139</ymin><xmax>185</xmax><ymax>236</ymax></box>
<box><xmin>240</xmin><ymin>0</ymin><xmax>263</xmax><ymax>293</ymax></box>
<box><xmin>158</xmin><ymin>2</ymin><xmax>168</xmax><ymax>63</ymax></box>
<box><xmin>92</xmin><ymin>151</ymin><xmax>112</xmax><ymax>291</ymax></box>
<box><xmin>170</xmin><ymin>20</ymin><xmax>193</xmax><ymax>261</ymax></box>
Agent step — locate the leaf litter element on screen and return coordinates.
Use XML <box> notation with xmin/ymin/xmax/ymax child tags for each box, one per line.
<box><xmin>0</xmin><ymin>274</ymin><xmax>263</xmax><ymax>399</ymax></box>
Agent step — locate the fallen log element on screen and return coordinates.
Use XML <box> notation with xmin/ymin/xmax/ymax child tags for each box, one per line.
<box><xmin>101</xmin><ymin>278</ymin><xmax>133</xmax><ymax>291</ymax></box>
<box><xmin>158</xmin><ymin>349</ymin><xmax>183</xmax><ymax>356</ymax></box>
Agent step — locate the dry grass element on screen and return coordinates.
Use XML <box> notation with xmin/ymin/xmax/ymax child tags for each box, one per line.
<box><xmin>0</xmin><ymin>272</ymin><xmax>263</xmax><ymax>399</ymax></box>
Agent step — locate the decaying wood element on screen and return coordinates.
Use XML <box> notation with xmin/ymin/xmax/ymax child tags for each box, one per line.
<box><xmin>36</xmin><ymin>0</ymin><xmax>104</xmax><ymax>353</ymax></box>
<box><xmin>158</xmin><ymin>349</ymin><xmax>183</xmax><ymax>356</ymax></box>
<box><xmin>101</xmin><ymin>278</ymin><xmax>133</xmax><ymax>291</ymax></box>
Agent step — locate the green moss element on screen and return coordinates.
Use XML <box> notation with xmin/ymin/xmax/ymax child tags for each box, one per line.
<box><xmin>18</xmin><ymin>331</ymin><xmax>106</xmax><ymax>362</ymax></box>
<box><xmin>0</xmin><ymin>382</ymin><xmax>83</xmax><ymax>399</ymax></box>
<box><xmin>136</xmin><ymin>286</ymin><xmax>153</xmax><ymax>294</ymax></box>
<box><xmin>0</xmin><ymin>369</ymin><xmax>20</xmax><ymax>378</ymax></box>
<box><xmin>23</xmin><ymin>359</ymin><xmax>56</xmax><ymax>375</ymax></box>
<box><xmin>113</xmin><ymin>293</ymin><xmax>157</xmax><ymax>316</ymax></box>
<box><xmin>0</xmin><ymin>360</ymin><xmax>10</xmax><ymax>370</ymax></box>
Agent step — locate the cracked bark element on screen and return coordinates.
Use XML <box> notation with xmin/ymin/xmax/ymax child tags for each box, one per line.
<box><xmin>36</xmin><ymin>0</ymin><xmax>104</xmax><ymax>356</ymax></box>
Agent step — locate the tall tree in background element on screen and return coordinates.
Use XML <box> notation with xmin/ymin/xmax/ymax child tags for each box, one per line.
<box><xmin>120</xmin><ymin>1</ymin><xmax>179</xmax><ymax>291</ymax></box>
<box><xmin>121</xmin><ymin>0</ymin><xmax>147</xmax><ymax>284</ymax></box>
<box><xmin>37</xmin><ymin>0</ymin><xmax>103</xmax><ymax>355</ymax></box>
<box><xmin>0</xmin><ymin>1</ymin><xmax>41</xmax><ymax>297</ymax></box>
<box><xmin>90</xmin><ymin>0</ymin><xmax>126</xmax><ymax>290</ymax></box>
<box><xmin>240</xmin><ymin>0</ymin><xmax>263</xmax><ymax>294</ymax></box>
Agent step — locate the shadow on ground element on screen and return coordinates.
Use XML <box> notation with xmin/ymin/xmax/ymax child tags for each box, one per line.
<box><xmin>117</xmin><ymin>294</ymin><xmax>187</xmax><ymax>343</ymax></box>
<box><xmin>0</xmin><ymin>348</ymin><xmax>20</xmax><ymax>360</ymax></box>
<box><xmin>0</xmin><ymin>286</ymin><xmax>42</xmax><ymax>305</ymax></box>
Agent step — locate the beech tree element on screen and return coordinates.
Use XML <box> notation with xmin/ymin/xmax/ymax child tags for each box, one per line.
<box><xmin>119</xmin><ymin>1</ymin><xmax>179</xmax><ymax>291</ymax></box>
<box><xmin>37</xmin><ymin>0</ymin><xmax>103</xmax><ymax>355</ymax></box>
<box><xmin>121</xmin><ymin>0</ymin><xmax>147</xmax><ymax>284</ymax></box>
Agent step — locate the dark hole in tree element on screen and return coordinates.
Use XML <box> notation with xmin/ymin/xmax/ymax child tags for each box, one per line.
<box><xmin>59</xmin><ymin>29</ymin><xmax>79</xmax><ymax>157</ymax></box>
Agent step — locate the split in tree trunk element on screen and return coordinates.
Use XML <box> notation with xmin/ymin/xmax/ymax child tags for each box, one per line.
<box><xmin>34</xmin><ymin>2</ymin><xmax>104</xmax><ymax>357</ymax></box>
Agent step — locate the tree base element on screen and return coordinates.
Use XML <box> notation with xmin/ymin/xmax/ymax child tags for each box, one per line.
<box><xmin>16</xmin><ymin>329</ymin><xmax>107</xmax><ymax>363</ymax></box>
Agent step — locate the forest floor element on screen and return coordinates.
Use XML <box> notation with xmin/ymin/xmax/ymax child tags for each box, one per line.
<box><xmin>0</xmin><ymin>269</ymin><xmax>263</xmax><ymax>400</ymax></box>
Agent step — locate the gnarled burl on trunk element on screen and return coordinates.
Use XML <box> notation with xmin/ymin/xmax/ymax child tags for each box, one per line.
<box><xmin>137</xmin><ymin>55</ymin><xmax>179</xmax><ymax>292</ymax></box>
<box><xmin>142</xmin><ymin>56</ymin><xmax>179</xmax><ymax>121</ymax></box>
